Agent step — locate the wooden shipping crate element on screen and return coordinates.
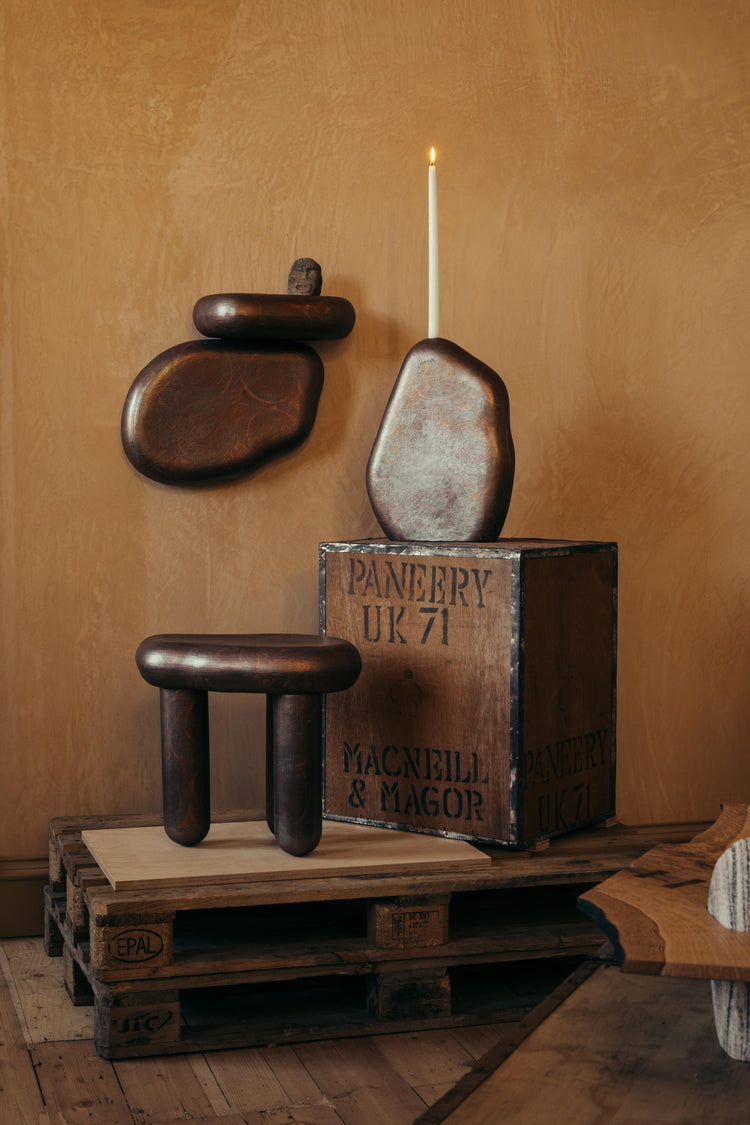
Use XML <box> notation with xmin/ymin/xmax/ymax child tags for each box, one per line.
<box><xmin>320</xmin><ymin>539</ymin><xmax>617</xmax><ymax>847</ymax></box>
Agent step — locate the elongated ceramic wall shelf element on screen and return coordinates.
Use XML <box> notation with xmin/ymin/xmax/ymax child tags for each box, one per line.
<box><xmin>193</xmin><ymin>292</ymin><xmax>355</xmax><ymax>341</ymax></box>
<box><xmin>121</xmin><ymin>265</ymin><xmax>355</xmax><ymax>485</ymax></box>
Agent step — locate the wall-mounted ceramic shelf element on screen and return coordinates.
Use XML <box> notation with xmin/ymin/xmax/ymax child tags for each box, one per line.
<box><xmin>121</xmin><ymin>339</ymin><xmax>324</xmax><ymax>484</ymax></box>
<box><xmin>193</xmin><ymin>293</ymin><xmax>355</xmax><ymax>341</ymax></box>
<box><xmin>121</xmin><ymin>271</ymin><xmax>355</xmax><ymax>486</ymax></box>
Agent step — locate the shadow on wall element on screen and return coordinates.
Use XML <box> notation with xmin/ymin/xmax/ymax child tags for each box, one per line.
<box><xmin>131</xmin><ymin>687</ymin><xmax>267</xmax><ymax>818</ymax></box>
<box><xmin>516</xmin><ymin>374</ymin><xmax>750</xmax><ymax>814</ymax></box>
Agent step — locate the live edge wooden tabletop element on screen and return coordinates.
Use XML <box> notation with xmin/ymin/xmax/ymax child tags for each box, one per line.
<box><xmin>420</xmin><ymin>962</ymin><xmax>750</xmax><ymax>1125</ymax></box>
<box><xmin>578</xmin><ymin>804</ymin><xmax>750</xmax><ymax>980</ymax></box>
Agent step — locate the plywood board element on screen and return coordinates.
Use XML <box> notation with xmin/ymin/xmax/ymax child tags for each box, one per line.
<box><xmin>82</xmin><ymin>819</ymin><xmax>490</xmax><ymax>890</ymax></box>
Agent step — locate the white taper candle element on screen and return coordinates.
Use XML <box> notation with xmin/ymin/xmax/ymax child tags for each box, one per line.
<box><xmin>428</xmin><ymin>147</ymin><xmax>439</xmax><ymax>338</ymax></box>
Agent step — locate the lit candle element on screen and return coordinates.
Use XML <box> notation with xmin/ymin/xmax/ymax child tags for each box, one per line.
<box><xmin>428</xmin><ymin>146</ymin><xmax>439</xmax><ymax>338</ymax></box>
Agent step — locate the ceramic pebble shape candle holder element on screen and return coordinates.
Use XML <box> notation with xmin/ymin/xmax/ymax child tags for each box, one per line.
<box><xmin>366</xmin><ymin>338</ymin><xmax>515</xmax><ymax>542</ymax></box>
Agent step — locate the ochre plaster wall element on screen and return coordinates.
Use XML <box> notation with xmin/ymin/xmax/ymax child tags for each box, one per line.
<box><xmin>1</xmin><ymin>0</ymin><xmax>749</xmax><ymax>860</ymax></box>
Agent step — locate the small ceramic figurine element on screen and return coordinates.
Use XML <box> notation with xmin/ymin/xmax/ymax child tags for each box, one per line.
<box><xmin>288</xmin><ymin>257</ymin><xmax>323</xmax><ymax>296</ymax></box>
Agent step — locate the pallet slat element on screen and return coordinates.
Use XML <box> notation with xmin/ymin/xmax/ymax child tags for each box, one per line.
<box><xmin>44</xmin><ymin>812</ymin><xmax>655</xmax><ymax>1058</ymax></box>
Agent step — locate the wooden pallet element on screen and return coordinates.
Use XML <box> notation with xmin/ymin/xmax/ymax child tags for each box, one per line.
<box><xmin>45</xmin><ymin>812</ymin><xmax>655</xmax><ymax>1058</ymax></box>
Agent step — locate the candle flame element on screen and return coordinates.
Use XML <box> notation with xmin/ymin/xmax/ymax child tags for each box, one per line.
<box><xmin>430</xmin><ymin>146</ymin><xmax>436</xmax><ymax>165</ymax></box>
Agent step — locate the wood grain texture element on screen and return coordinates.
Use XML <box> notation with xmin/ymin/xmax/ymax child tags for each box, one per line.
<box><xmin>32</xmin><ymin>1039</ymin><xmax>134</xmax><ymax>1124</ymax></box>
<box><xmin>81</xmin><ymin>819</ymin><xmax>490</xmax><ymax>891</ymax></box>
<box><xmin>520</xmin><ymin>551</ymin><xmax>616</xmax><ymax>842</ymax></box>
<box><xmin>0</xmin><ymin>968</ymin><xmax>48</xmax><ymax>1123</ymax></box>
<box><xmin>257</xmin><ymin>1042</ymin><xmax>329</xmax><ymax>1105</ymax></box>
<box><xmin>437</xmin><ymin>965</ymin><xmax>750</xmax><ymax>1125</ymax></box>
<box><xmin>322</xmin><ymin>540</ymin><xmax>616</xmax><ymax>846</ymax></box>
<box><xmin>262</xmin><ymin>1110</ymin><xmax>343</xmax><ymax>1125</ymax></box>
<box><xmin>199</xmin><ymin>1045</ymin><xmax>310</xmax><ymax>1114</ymax></box>
<box><xmin>66</xmin><ymin>815</ymin><xmax>653</xmax><ymax>919</ymax></box>
<box><xmin>295</xmin><ymin>1036</ymin><xmax>427</xmax><ymax>1125</ymax></box>
<box><xmin>578</xmin><ymin>805</ymin><xmax>750</xmax><ymax>979</ymax></box>
<box><xmin>112</xmin><ymin>1053</ymin><xmax>222</xmax><ymax>1122</ymax></box>
<box><xmin>2</xmin><ymin>937</ymin><xmax>94</xmax><ymax>1042</ymax></box>
<box><xmin>372</xmin><ymin>1027</ymin><xmax>474</xmax><ymax>1093</ymax></box>
<box><xmin>45</xmin><ymin>814</ymin><xmax>638</xmax><ymax>1058</ymax></box>
<box><xmin>151</xmin><ymin>1116</ymin><xmax>263</xmax><ymax>1125</ymax></box>
<box><xmin>0</xmin><ymin>935</ymin><xmax>572</xmax><ymax>1125</ymax></box>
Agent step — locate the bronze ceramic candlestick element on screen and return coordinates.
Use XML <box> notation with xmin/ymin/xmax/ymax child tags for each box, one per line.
<box><xmin>366</xmin><ymin>338</ymin><xmax>515</xmax><ymax>542</ymax></box>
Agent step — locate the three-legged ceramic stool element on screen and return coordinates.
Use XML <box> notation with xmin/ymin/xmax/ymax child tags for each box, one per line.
<box><xmin>136</xmin><ymin>633</ymin><xmax>361</xmax><ymax>856</ymax></box>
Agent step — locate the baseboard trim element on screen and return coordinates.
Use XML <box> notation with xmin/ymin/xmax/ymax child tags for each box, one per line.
<box><xmin>0</xmin><ymin>859</ymin><xmax>48</xmax><ymax>938</ymax></box>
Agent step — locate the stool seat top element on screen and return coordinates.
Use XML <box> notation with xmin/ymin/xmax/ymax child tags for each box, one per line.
<box><xmin>136</xmin><ymin>633</ymin><xmax>361</xmax><ymax>695</ymax></box>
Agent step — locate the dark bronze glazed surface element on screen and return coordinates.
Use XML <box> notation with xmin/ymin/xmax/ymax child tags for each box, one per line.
<box><xmin>121</xmin><ymin>340</ymin><xmax>324</xmax><ymax>484</ymax></box>
<box><xmin>270</xmin><ymin>694</ymin><xmax>323</xmax><ymax>856</ymax></box>
<box><xmin>136</xmin><ymin>633</ymin><xmax>361</xmax><ymax>856</ymax></box>
<box><xmin>136</xmin><ymin>633</ymin><xmax>361</xmax><ymax>694</ymax></box>
<box><xmin>193</xmin><ymin>293</ymin><xmax>355</xmax><ymax>341</ymax></box>
<box><xmin>159</xmin><ymin>687</ymin><xmax>210</xmax><ymax>847</ymax></box>
<box><xmin>366</xmin><ymin>338</ymin><xmax>515</xmax><ymax>542</ymax></box>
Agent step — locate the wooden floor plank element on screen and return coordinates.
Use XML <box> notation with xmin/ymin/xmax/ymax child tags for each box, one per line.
<box><xmin>8</xmin><ymin>932</ymin><xmax>584</xmax><ymax>1125</ymax></box>
<box><xmin>447</xmin><ymin>1022</ymin><xmax>518</xmax><ymax>1061</ymax></box>
<box><xmin>113</xmin><ymin>1052</ymin><xmax>222</xmax><ymax>1123</ymax></box>
<box><xmin>31</xmin><ymin>1040</ymin><xmax>133</xmax><ymax>1125</ymax></box>
<box><xmin>294</xmin><ymin>1037</ymin><xmax>426</xmax><ymax>1125</ymax></box>
<box><xmin>414</xmin><ymin>1082</ymin><xmax>458</xmax><ymax>1106</ymax></box>
<box><xmin>0</xmin><ymin>971</ymin><xmax>49</xmax><ymax>1124</ymax></box>
<box><xmin>371</xmin><ymin>1029</ymin><xmax>474</xmax><ymax>1092</ymax></box>
<box><xmin>259</xmin><ymin>1043</ymin><xmax>332</xmax><ymax>1105</ymax></box>
<box><xmin>2</xmin><ymin>938</ymin><xmax>93</xmax><ymax>1043</ymax></box>
<box><xmin>202</xmin><ymin>1046</ymin><xmax>298</xmax><ymax>1114</ymax></box>
<box><xmin>323</xmin><ymin>1084</ymin><xmax>422</xmax><ymax>1125</ymax></box>
<box><xmin>187</xmin><ymin>1053</ymin><xmax>236</xmax><ymax>1115</ymax></box>
<box><xmin>150</xmin><ymin>1116</ymin><xmax>263</xmax><ymax>1125</ymax></box>
<box><xmin>262</xmin><ymin>1107</ymin><xmax>346</xmax><ymax>1125</ymax></box>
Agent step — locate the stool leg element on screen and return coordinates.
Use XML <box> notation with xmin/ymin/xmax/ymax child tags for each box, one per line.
<box><xmin>265</xmin><ymin>695</ymin><xmax>274</xmax><ymax>833</ymax></box>
<box><xmin>271</xmin><ymin>693</ymin><xmax>322</xmax><ymax>856</ymax></box>
<box><xmin>160</xmin><ymin>688</ymin><xmax>210</xmax><ymax>846</ymax></box>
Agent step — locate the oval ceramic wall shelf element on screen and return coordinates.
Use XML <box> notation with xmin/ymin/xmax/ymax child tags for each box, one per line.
<box><xmin>121</xmin><ymin>339</ymin><xmax>324</xmax><ymax>485</ymax></box>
